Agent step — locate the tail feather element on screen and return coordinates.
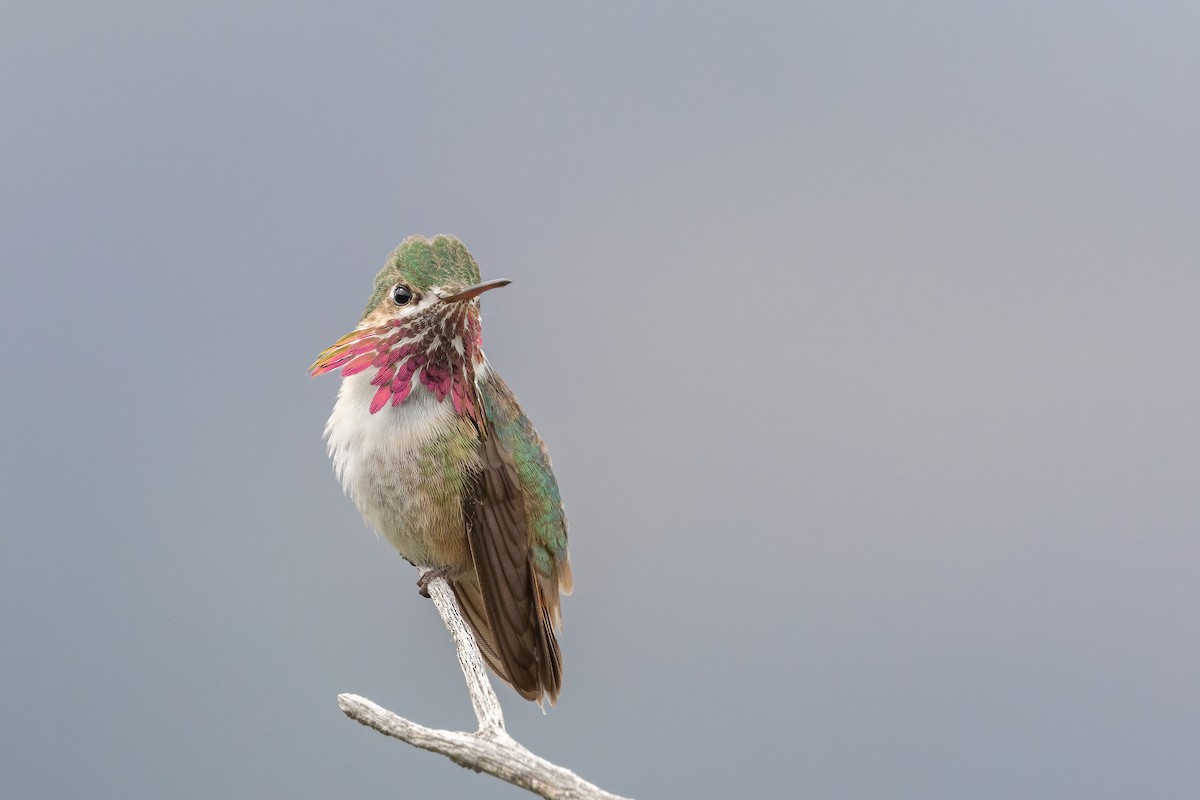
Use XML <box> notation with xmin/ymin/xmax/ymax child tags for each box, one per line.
<box><xmin>452</xmin><ymin>573</ymin><xmax>562</xmax><ymax>705</ymax></box>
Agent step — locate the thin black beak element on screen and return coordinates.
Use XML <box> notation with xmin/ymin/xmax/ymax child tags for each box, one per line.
<box><xmin>441</xmin><ymin>279</ymin><xmax>512</xmax><ymax>303</ymax></box>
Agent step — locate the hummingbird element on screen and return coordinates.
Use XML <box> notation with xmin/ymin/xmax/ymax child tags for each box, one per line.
<box><xmin>310</xmin><ymin>235</ymin><xmax>571</xmax><ymax>705</ymax></box>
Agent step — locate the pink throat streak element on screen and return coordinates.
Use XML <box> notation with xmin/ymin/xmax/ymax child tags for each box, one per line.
<box><xmin>312</xmin><ymin>307</ymin><xmax>483</xmax><ymax>420</ymax></box>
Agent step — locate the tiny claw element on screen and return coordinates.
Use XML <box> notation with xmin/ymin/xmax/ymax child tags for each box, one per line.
<box><xmin>416</xmin><ymin>566</ymin><xmax>454</xmax><ymax>597</ymax></box>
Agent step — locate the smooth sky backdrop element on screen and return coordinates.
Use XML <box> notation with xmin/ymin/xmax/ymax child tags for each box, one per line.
<box><xmin>3</xmin><ymin>3</ymin><xmax>1199</xmax><ymax>798</ymax></box>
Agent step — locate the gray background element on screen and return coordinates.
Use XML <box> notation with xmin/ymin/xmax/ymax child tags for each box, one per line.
<box><xmin>3</xmin><ymin>2</ymin><xmax>1198</xmax><ymax>798</ymax></box>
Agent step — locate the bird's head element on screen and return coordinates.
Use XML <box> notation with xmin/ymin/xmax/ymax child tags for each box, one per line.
<box><xmin>310</xmin><ymin>235</ymin><xmax>509</xmax><ymax>416</ymax></box>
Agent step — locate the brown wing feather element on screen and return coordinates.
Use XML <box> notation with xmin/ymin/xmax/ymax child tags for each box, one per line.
<box><xmin>460</xmin><ymin>432</ymin><xmax>562</xmax><ymax>704</ymax></box>
<box><xmin>451</xmin><ymin>575</ymin><xmax>513</xmax><ymax>687</ymax></box>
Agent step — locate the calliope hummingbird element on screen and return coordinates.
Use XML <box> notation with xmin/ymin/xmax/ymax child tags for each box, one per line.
<box><xmin>311</xmin><ymin>235</ymin><xmax>571</xmax><ymax>704</ymax></box>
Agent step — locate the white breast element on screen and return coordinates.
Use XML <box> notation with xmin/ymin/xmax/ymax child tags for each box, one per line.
<box><xmin>322</xmin><ymin>363</ymin><xmax>487</xmax><ymax>566</ymax></box>
<box><xmin>326</xmin><ymin>372</ymin><xmax>451</xmax><ymax>486</ymax></box>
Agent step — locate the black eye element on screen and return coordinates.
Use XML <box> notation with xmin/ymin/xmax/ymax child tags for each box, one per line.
<box><xmin>391</xmin><ymin>284</ymin><xmax>414</xmax><ymax>306</ymax></box>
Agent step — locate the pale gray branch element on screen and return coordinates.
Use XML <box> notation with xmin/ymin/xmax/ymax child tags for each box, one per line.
<box><xmin>337</xmin><ymin>573</ymin><xmax>631</xmax><ymax>800</ymax></box>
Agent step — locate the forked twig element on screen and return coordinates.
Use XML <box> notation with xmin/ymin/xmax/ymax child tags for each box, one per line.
<box><xmin>337</xmin><ymin>572</ymin><xmax>631</xmax><ymax>800</ymax></box>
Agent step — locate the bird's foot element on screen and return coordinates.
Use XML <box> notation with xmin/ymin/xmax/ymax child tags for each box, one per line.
<box><xmin>417</xmin><ymin>566</ymin><xmax>453</xmax><ymax>598</ymax></box>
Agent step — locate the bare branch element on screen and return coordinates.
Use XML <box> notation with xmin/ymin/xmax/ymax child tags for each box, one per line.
<box><xmin>337</xmin><ymin>573</ymin><xmax>632</xmax><ymax>800</ymax></box>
